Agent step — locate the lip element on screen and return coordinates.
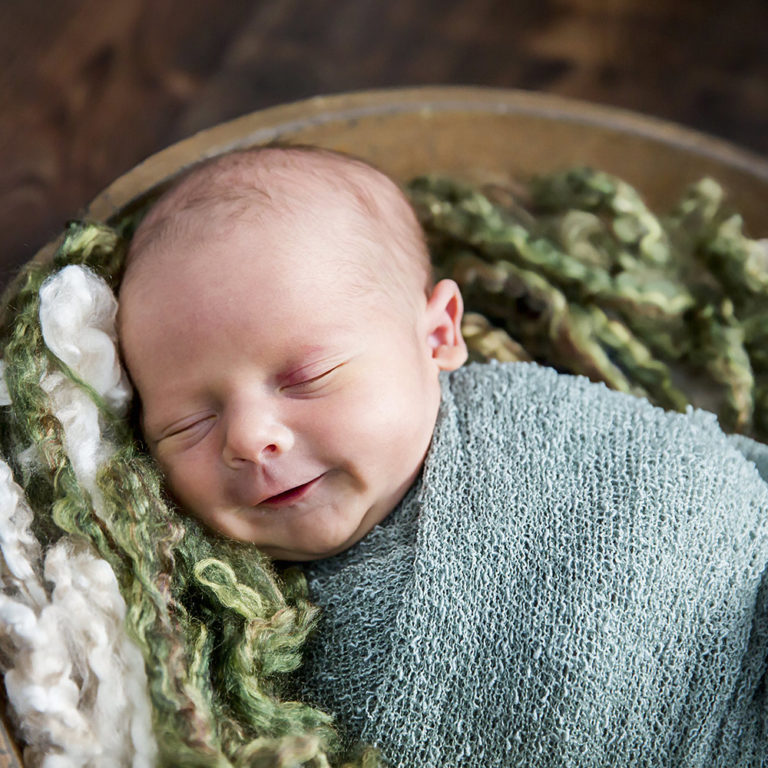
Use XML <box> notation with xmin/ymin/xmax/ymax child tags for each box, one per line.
<box><xmin>258</xmin><ymin>474</ymin><xmax>324</xmax><ymax>508</ymax></box>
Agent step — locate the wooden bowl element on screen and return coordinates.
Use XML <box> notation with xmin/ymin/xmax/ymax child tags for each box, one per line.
<box><xmin>4</xmin><ymin>85</ymin><xmax>768</xmax><ymax>766</ymax></box>
<box><xmin>90</xmin><ymin>86</ymin><xmax>768</xmax><ymax>228</ymax></box>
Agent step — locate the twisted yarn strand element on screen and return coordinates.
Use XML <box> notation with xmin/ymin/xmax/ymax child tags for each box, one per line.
<box><xmin>0</xmin><ymin>456</ymin><xmax>156</xmax><ymax>768</ymax></box>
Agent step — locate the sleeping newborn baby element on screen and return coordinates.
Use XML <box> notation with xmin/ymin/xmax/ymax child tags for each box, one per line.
<box><xmin>118</xmin><ymin>145</ymin><xmax>466</xmax><ymax>561</ymax></box>
<box><xmin>118</xmin><ymin>146</ymin><xmax>768</xmax><ymax>766</ymax></box>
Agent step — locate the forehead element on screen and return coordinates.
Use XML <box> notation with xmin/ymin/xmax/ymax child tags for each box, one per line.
<box><xmin>121</xmin><ymin>189</ymin><xmax>422</xmax><ymax>344</ymax></box>
<box><xmin>119</xmin><ymin>212</ymin><xmax>387</xmax><ymax>365</ymax></box>
<box><xmin>125</xmin><ymin>214</ymin><xmax>359</xmax><ymax>315</ymax></box>
<box><xmin>118</xmin><ymin>239</ymin><xmax>369</xmax><ymax>416</ymax></box>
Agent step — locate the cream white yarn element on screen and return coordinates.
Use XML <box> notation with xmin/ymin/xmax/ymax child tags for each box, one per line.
<box><xmin>38</xmin><ymin>265</ymin><xmax>131</xmax><ymax>415</ymax></box>
<box><xmin>0</xmin><ymin>265</ymin><xmax>157</xmax><ymax>767</ymax></box>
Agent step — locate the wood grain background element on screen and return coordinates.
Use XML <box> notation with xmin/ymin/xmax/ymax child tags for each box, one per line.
<box><xmin>1</xmin><ymin>0</ymin><xmax>767</xmax><ymax>289</ymax></box>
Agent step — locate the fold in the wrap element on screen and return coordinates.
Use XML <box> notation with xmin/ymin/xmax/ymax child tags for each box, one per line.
<box><xmin>296</xmin><ymin>361</ymin><xmax>768</xmax><ymax>767</ymax></box>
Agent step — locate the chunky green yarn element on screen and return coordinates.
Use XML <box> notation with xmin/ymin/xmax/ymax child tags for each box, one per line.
<box><xmin>0</xmin><ymin>221</ymin><xmax>357</xmax><ymax>767</ymax></box>
<box><xmin>409</xmin><ymin>169</ymin><xmax>768</xmax><ymax>440</ymax></box>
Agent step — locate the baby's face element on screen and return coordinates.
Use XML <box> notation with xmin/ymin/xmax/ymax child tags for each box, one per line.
<box><xmin>119</xmin><ymin>210</ymin><xmax>464</xmax><ymax>560</ymax></box>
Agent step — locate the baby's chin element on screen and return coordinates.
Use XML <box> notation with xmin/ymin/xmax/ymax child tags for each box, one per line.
<box><xmin>181</xmin><ymin>495</ymin><xmax>386</xmax><ymax>562</ymax></box>
<box><xmin>255</xmin><ymin>509</ymin><xmax>389</xmax><ymax>562</ymax></box>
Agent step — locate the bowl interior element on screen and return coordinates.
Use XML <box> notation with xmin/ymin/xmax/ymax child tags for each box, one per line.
<box><xmin>86</xmin><ymin>87</ymin><xmax>768</xmax><ymax>238</ymax></box>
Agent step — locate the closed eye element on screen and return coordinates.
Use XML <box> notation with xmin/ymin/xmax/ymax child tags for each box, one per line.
<box><xmin>284</xmin><ymin>363</ymin><xmax>345</xmax><ymax>394</ymax></box>
<box><xmin>159</xmin><ymin>414</ymin><xmax>216</xmax><ymax>443</ymax></box>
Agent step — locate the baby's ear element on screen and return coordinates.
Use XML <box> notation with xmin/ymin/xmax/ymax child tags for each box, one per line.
<box><xmin>425</xmin><ymin>279</ymin><xmax>468</xmax><ymax>371</ymax></box>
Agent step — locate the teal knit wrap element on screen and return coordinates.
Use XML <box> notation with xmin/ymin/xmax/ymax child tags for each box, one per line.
<box><xmin>296</xmin><ymin>361</ymin><xmax>768</xmax><ymax>767</ymax></box>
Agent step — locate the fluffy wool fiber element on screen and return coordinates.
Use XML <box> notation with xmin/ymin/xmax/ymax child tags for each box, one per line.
<box><xmin>296</xmin><ymin>362</ymin><xmax>768</xmax><ymax>767</ymax></box>
<box><xmin>0</xmin><ymin>223</ymin><xmax>351</xmax><ymax>767</ymax></box>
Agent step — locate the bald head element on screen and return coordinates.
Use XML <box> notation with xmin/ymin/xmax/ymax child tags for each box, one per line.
<box><xmin>123</xmin><ymin>146</ymin><xmax>433</xmax><ymax>311</ymax></box>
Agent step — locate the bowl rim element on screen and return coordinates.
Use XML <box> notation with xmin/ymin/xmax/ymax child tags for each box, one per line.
<box><xmin>86</xmin><ymin>85</ymin><xmax>768</xmax><ymax>222</ymax></box>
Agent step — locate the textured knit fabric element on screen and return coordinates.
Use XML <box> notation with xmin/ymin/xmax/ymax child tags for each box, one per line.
<box><xmin>295</xmin><ymin>361</ymin><xmax>768</xmax><ymax>767</ymax></box>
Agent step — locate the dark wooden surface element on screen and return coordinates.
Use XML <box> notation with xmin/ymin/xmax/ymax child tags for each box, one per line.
<box><xmin>1</xmin><ymin>0</ymin><xmax>767</xmax><ymax>288</ymax></box>
<box><xmin>0</xmin><ymin>3</ymin><xmax>767</xmax><ymax>763</ymax></box>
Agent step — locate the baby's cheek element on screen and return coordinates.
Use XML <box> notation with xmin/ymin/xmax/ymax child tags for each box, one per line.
<box><xmin>152</xmin><ymin>446</ymin><xmax>179</xmax><ymax>486</ymax></box>
<box><xmin>157</xmin><ymin>452</ymin><xmax>209</xmax><ymax>511</ymax></box>
<box><xmin>332</xmin><ymin>385</ymin><xmax>392</xmax><ymax>433</ymax></box>
<box><xmin>349</xmin><ymin>386</ymin><xmax>424</xmax><ymax>455</ymax></box>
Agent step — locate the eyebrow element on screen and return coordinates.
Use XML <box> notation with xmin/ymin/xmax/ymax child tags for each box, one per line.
<box><xmin>290</xmin><ymin>343</ymin><xmax>331</xmax><ymax>357</ymax></box>
<box><xmin>281</xmin><ymin>328</ymin><xmax>359</xmax><ymax>362</ymax></box>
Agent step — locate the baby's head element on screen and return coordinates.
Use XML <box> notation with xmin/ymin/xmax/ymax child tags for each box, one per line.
<box><xmin>118</xmin><ymin>146</ymin><xmax>467</xmax><ymax>560</ymax></box>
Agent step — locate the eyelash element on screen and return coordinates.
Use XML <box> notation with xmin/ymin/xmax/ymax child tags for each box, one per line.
<box><xmin>164</xmin><ymin>414</ymin><xmax>216</xmax><ymax>441</ymax></box>
<box><xmin>284</xmin><ymin>363</ymin><xmax>343</xmax><ymax>393</ymax></box>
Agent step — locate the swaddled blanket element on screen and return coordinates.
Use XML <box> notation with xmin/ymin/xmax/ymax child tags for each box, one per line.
<box><xmin>296</xmin><ymin>361</ymin><xmax>768</xmax><ymax>767</ymax></box>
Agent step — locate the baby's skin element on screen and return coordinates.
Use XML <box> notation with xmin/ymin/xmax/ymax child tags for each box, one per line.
<box><xmin>118</xmin><ymin>147</ymin><xmax>467</xmax><ymax>560</ymax></box>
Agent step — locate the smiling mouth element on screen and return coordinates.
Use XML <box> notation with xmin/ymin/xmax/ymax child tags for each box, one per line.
<box><xmin>260</xmin><ymin>475</ymin><xmax>323</xmax><ymax>507</ymax></box>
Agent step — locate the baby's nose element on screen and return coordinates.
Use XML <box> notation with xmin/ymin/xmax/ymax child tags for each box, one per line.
<box><xmin>222</xmin><ymin>409</ymin><xmax>295</xmax><ymax>467</ymax></box>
